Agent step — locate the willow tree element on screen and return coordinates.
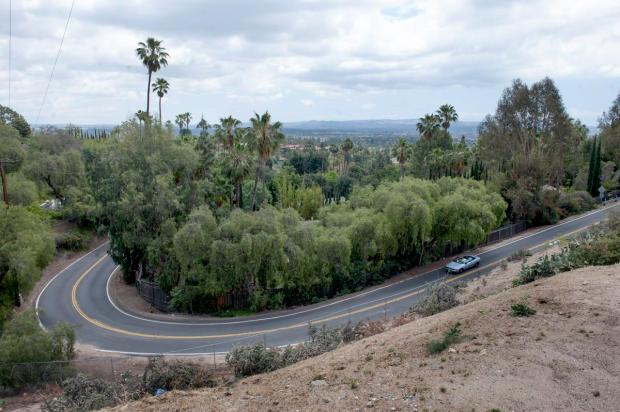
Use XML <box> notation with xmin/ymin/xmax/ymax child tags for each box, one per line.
<box><xmin>136</xmin><ymin>38</ymin><xmax>169</xmax><ymax>117</ymax></box>
<box><xmin>248</xmin><ymin>112</ymin><xmax>284</xmax><ymax>210</ymax></box>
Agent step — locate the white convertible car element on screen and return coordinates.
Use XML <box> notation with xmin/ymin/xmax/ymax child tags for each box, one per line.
<box><xmin>444</xmin><ymin>255</ymin><xmax>481</xmax><ymax>274</ymax></box>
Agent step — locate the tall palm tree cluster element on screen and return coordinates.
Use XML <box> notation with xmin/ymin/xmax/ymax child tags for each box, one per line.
<box><xmin>135</xmin><ymin>38</ymin><xmax>287</xmax><ymax>212</ymax></box>
<box><xmin>136</xmin><ymin>38</ymin><xmax>170</xmax><ymax>123</ymax></box>
<box><xmin>416</xmin><ymin>104</ymin><xmax>458</xmax><ymax>141</ymax></box>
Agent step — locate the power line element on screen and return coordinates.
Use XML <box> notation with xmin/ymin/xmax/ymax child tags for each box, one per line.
<box><xmin>35</xmin><ymin>0</ymin><xmax>76</xmax><ymax>124</ymax></box>
<box><xmin>8</xmin><ymin>0</ymin><xmax>11</xmax><ymax>107</ymax></box>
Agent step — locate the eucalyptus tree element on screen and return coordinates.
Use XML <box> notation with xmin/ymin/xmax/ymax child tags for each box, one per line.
<box><xmin>136</xmin><ymin>38</ymin><xmax>169</xmax><ymax>116</ymax></box>
<box><xmin>416</xmin><ymin>114</ymin><xmax>441</xmax><ymax>141</ymax></box>
<box><xmin>436</xmin><ymin>104</ymin><xmax>458</xmax><ymax>132</ymax></box>
<box><xmin>392</xmin><ymin>137</ymin><xmax>411</xmax><ymax>178</ymax></box>
<box><xmin>151</xmin><ymin>78</ymin><xmax>170</xmax><ymax>123</ymax></box>
<box><xmin>0</xmin><ymin>124</ymin><xmax>24</xmax><ymax>205</ymax></box>
<box><xmin>248</xmin><ymin>111</ymin><xmax>284</xmax><ymax>210</ymax></box>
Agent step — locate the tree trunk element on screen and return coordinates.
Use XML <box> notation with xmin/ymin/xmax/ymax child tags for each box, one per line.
<box><xmin>0</xmin><ymin>163</ymin><xmax>8</xmax><ymax>207</ymax></box>
<box><xmin>146</xmin><ymin>70</ymin><xmax>152</xmax><ymax>116</ymax></box>
<box><xmin>158</xmin><ymin>96</ymin><xmax>162</xmax><ymax>123</ymax></box>
<box><xmin>235</xmin><ymin>179</ymin><xmax>242</xmax><ymax>208</ymax></box>
<box><xmin>251</xmin><ymin>161</ymin><xmax>261</xmax><ymax>211</ymax></box>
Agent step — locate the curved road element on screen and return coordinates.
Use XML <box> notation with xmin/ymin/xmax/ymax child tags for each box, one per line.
<box><xmin>36</xmin><ymin>203</ymin><xmax>619</xmax><ymax>355</ymax></box>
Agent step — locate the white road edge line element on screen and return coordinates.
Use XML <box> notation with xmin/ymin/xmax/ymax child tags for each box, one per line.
<box><xmin>35</xmin><ymin>241</ymin><xmax>110</xmax><ymax>330</ymax></box>
<box><xmin>101</xmin><ymin>202</ymin><xmax>619</xmax><ymax>327</ymax></box>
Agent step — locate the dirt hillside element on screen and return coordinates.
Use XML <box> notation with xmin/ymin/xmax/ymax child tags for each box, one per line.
<box><xmin>110</xmin><ymin>264</ymin><xmax>620</xmax><ymax>412</ymax></box>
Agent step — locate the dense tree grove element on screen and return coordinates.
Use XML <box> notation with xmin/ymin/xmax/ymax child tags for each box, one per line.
<box><xmin>1</xmin><ymin>75</ymin><xmax>618</xmax><ymax>317</ymax></box>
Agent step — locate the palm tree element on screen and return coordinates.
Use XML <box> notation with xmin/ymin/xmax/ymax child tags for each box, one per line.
<box><xmin>197</xmin><ymin>115</ymin><xmax>210</xmax><ymax>136</ymax></box>
<box><xmin>416</xmin><ymin>114</ymin><xmax>441</xmax><ymax>141</ymax></box>
<box><xmin>175</xmin><ymin>114</ymin><xmax>184</xmax><ymax>133</ymax></box>
<box><xmin>136</xmin><ymin>38</ymin><xmax>169</xmax><ymax>117</ymax></box>
<box><xmin>222</xmin><ymin>142</ymin><xmax>252</xmax><ymax>208</ymax></box>
<box><xmin>392</xmin><ymin>138</ymin><xmax>411</xmax><ymax>178</ymax></box>
<box><xmin>248</xmin><ymin>111</ymin><xmax>284</xmax><ymax>210</ymax></box>
<box><xmin>152</xmin><ymin>78</ymin><xmax>170</xmax><ymax>123</ymax></box>
<box><xmin>436</xmin><ymin>104</ymin><xmax>458</xmax><ymax>132</ymax></box>
<box><xmin>183</xmin><ymin>112</ymin><xmax>192</xmax><ymax>131</ymax></box>
<box><xmin>214</xmin><ymin>116</ymin><xmax>242</xmax><ymax>149</ymax></box>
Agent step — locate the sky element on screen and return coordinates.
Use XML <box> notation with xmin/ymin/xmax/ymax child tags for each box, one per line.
<box><xmin>1</xmin><ymin>0</ymin><xmax>620</xmax><ymax>126</ymax></box>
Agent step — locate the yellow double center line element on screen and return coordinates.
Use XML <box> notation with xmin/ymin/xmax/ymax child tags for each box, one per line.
<box><xmin>71</xmin><ymin>255</ymin><xmax>486</xmax><ymax>340</ymax></box>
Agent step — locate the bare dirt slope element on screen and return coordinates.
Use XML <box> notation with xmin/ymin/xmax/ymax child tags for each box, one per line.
<box><xmin>110</xmin><ymin>264</ymin><xmax>620</xmax><ymax>412</ymax></box>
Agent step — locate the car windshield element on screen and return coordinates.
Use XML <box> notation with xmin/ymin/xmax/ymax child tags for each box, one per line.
<box><xmin>454</xmin><ymin>257</ymin><xmax>471</xmax><ymax>264</ymax></box>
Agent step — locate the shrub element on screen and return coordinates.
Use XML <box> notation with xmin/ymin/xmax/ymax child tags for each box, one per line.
<box><xmin>226</xmin><ymin>342</ymin><xmax>283</xmax><ymax>377</ymax></box>
<box><xmin>511</xmin><ymin>303</ymin><xmax>536</xmax><ymax>317</ymax></box>
<box><xmin>508</xmin><ymin>249</ymin><xmax>531</xmax><ymax>262</ymax></box>
<box><xmin>513</xmin><ymin>255</ymin><xmax>560</xmax><ymax>286</ymax></box>
<box><xmin>141</xmin><ymin>357</ymin><xmax>213</xmax><ymax>393</ymax></box>
<box><xmin>558</xmin><ymin>191</ymin><xmax>596</xmax><ymax>216</ymax></box>
<box><xmin>55</xmin><ymin>230</ymin><xmax>92</xmax><ymax>251</ymax></box>
<box><xmin>412</xmin><ymin>281</ymin><xmax>458</xmax><ymax>316</ymax></box>
<box><xmin>43</xmin><ymin>374</ymin><xmax>119</xmax><ymax>412</ymax></box>
<box><xmin>427</xmin><ymin>322</ymin><xmax>461</xmax><ymax>355</ymax></box>
<box><xmin>227</xmin><ymin>323</ymin><xmax>359</xmax><ymax>377</ymax></box>
<box><xmin>42</xmin><ymin>359</ymin><xmax>214</xmax><ymax>412</ymax></box>
<box><xmin>0</xmin><ymin>310</ymin><xmax>75</xmax><ymax>391</ymax></box>
<box><xmin>514</xmin><ymin>216</ymin><xmax>620</xmax><ymax>286</ymax></box>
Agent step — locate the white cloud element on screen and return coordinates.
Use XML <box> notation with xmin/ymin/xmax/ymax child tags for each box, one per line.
<box><xmin>0</xmin><ymin>0</ymin><xmax>618</xmax><ymax>124</ymax></box>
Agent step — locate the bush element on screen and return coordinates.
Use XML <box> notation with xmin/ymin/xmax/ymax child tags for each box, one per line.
<box><xmin>55</xmin><ymin>230</ymin><xmax>92</xmax><ymax>251</ymax></box>
<box><xmin>513</xmin><ymin>255</ymin><xmax>561</xmax><ymax>286</ymax></box>
<box><xmin>226</xmin><ymin>323</ymin><xmax>359</xmax><ymax>378</ymax></box>
<box><xmin>141</xmin><ymin>357</ymin><xmax>214</xmax><ymax>394</ymax></box>
<box><xmin>427</xmin><ymin>322</ymin><xmax>461</xmax><ymax>355</ymax></box>
<box><xmin>514</xmin><ymin>215</ymin><xmax>620</xmax><ymax>286</ymax></box>
<box><xmin>0</xmin><ymin>310</ymin><xmax>75</xmax><ymax>391</ymax></box>
<box><xmin>43</xmin><ymin>374</ymin><xmax>119</xmax><ymax>412</ymax></box>
<box><xmin>511</xmin><ymin>303</ymin><xmax>536</xmax><ymax>317</ymax></box>
<box><xmin>42</xmin><ymin>359</ymin><xmax>214</xmax><ymax>412</ymax></box>
<box><xmin>558</xmin><ymin>191</ymin><xmax>596</xmax><ymax>216</ymax></box>
<box><xmin>226</xmin><ymin>342</ymin><xmax>283</xmax><ymax>377</ymax></box>
<box><xmin>411</xmin><ymin>281</ymin><xmax>458</xmax><ymax>316</ymax></box>
<box><xmin>508</xmin><ymin>249</ymin><xmax>531</xmax><ymax>262</ymax></box>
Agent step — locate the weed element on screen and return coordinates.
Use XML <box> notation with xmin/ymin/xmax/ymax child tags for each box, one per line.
<box><xmin>427</xmin><ymin>322</ymin><xmax>461</xmax><ymax>355</ymax></box>
<box><xmin>511</xmin><ymin>303</ymin><xmax>536</xmax><ymax>317</ymax></box>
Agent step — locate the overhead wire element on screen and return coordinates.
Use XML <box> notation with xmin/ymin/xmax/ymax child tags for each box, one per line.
<box><xmin>8</xmin><ymin>0</ymin><xmax>11</xmax><ymax>107</ymax></box>
<box><xmin>35</xmin><ymin>0</ymin><xmax>76</xmax><ymax>124</ymax></box>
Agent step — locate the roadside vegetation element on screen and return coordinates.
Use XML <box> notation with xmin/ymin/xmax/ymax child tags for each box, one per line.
<box><xmin>513</xmin><ymin>211</ymin><xmax>620</xmax><ymax>286</ymax></box>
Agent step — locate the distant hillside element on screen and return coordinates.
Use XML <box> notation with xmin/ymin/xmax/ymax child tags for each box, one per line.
<box><xmin>32</xmin><ymin>119</ymin><xmax>484</xmax><ymax>146</ymax></box>
<box><xmin>283</xmin><ymin>118</ymin><xmax>481</xmax><ymax>138</ymax></box>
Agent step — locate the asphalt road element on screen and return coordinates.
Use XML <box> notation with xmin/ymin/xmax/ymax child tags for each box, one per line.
<box><xmin>36</xmin><ymin>202</ymin><xmax>620</xmax><ymax>355</ymax></box>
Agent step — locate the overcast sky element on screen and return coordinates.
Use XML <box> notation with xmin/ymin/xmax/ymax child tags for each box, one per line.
<box><xmin>1</xmin><ymin>0</ymin><xmax>620</xmax><ymax>125</ymax></box>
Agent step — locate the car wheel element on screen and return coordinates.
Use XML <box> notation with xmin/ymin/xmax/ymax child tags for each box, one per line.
<box><xmin>475</xmin><ymin>262</ymin><xmax>479</xmax><ymax>267</ymax></box>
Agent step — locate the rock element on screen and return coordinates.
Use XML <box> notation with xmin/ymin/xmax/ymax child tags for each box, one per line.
<box><xmin>448</xmin><ymin>348</ymin><xmax>457</xmax><ymax>353</ymax></box>
<box><xmin>311</xmin><ymin>379</ymin><xmax>328</xmax><ymax>387</ymax></box>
